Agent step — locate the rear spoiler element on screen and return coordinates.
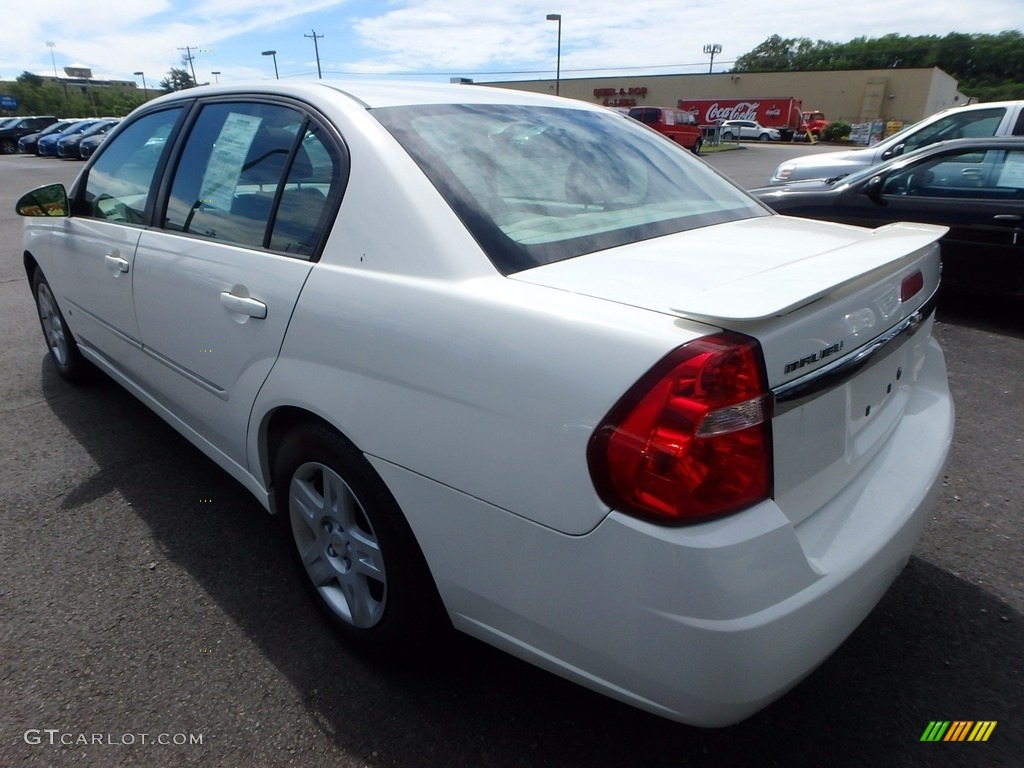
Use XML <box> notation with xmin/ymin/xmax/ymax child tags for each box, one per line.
<box><xmin>669</xmin><ymin>222</ymin><xmax>947</xmax><ymax>322</ymax></box>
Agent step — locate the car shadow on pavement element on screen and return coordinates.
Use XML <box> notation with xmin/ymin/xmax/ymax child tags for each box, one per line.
<box><xmin>937</xmin><ymin>288</ymin><xmax>1024</xmax><ymax>341</ymax></box>
<box><xmin>38</xmin><ymin>360</ymin><xmax>1022</xmax><ymax>768</ymax></box>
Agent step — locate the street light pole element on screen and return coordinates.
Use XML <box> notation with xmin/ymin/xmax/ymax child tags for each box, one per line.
<box><xmin>546</xmin><ymin>14</ymin><xmax>561</xmax><ymax>96</ymax></box>
<box><xmin>703</xmin><ymin>43</ymin><xmax>722</xmax><ymax>74</ymax></box>
<box><xmin>133</xmin><ymin>71</ymin><xmax>148</xmax><ymax>100</ymax></box>
<box><xmin>262</xmin><ymin>50</ymin><xmax>279</xmax><ymax>79</ymax></box>
<box><xmin>45</xmin><ymin>42</ymin><xmax>58</xmax><ymax>78</ymax></box>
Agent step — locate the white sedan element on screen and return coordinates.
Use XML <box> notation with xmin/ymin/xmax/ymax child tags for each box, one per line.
<box><xmin>18</xmin><ymin>81</ymin><xmax>953</xmax><ymax>727</ymax></box>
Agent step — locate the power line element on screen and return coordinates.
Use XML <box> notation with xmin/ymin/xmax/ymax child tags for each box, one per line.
<box><xmin>302</xmin><ymin>59</ymin><xmax>738</xmax><ymax>80</ymax></box>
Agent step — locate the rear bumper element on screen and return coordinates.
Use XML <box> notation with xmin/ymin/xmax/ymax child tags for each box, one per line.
<box><xmin>373</xmin><ymin>337</ymin><xmax>953</xmax><ymax>726</ymax></box>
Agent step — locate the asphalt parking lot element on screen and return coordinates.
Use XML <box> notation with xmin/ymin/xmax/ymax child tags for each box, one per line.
<box><xmin>1</xmin><ymin>143</ymin><xmax>1021</xmax><ymax>768</ymax></box>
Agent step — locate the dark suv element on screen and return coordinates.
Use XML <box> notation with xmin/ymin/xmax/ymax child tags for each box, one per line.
<box><xmin>0</xmin><ymin>116</ymin><xmax>58</xmax><ymax>154</ymax></box>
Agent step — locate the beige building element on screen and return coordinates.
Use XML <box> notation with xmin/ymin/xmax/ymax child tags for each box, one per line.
<box><xmin>485</xmin><ymin>67</ymin><xmax>967</xmax><ymax>126</ymax></box>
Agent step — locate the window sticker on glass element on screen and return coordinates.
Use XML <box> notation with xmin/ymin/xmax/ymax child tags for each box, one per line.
<box><xmin>996</xmin><ymin>151</ymin><xmax>1024</xmax><ymax>189</ymax></box>
<box><xmin>200</xmin><ymin>113</ymin><xmax>262</xmax><ymax>210</ymax></box>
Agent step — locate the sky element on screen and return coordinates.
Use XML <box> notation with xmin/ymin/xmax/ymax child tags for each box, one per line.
<box><xmin>1</xmin><ymin>0</ymin><xmax>1021</xmax><ymax>88</ymax></box>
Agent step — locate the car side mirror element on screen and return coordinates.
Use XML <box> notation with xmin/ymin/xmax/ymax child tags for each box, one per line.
<box><xmin>16</xmin><ymin>184</ymin><xmax>69</xmax><ymax>217</ymax></box>
<box><xmin>863</xmin><ymin>175</ymin><xmax>885</xmax><ymax>202</ymax></box>
<box><xmin>881</xmin><ymin>143</ymin><xmax>905</xmax><ymax>161</ymax></box>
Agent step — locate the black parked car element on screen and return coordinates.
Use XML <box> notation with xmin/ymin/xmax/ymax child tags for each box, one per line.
<box><xmin>751</xmin><ymin>138</ymin><xmax>1024</xmax><ymax>298</ymax></box>
<box><xmin>0</xmin><ymin>115</ymin><xmax>58</xmax><ymax>154</ymax></box>
<box><xmin>18</xmin><ymin>120</ymin><xmax>76</xmax><ymax>155</ymax></box>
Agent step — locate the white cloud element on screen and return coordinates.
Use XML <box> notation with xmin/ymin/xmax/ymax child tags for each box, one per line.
<box><xmin>1</xmin><ymin>0</ymin><xmax>1019</xmax><ymax>85</ymax></box>
<box><xmin>346</xmin><ymin>0</ymin><xmax>1023</xmax><ymax>78</ymax></box>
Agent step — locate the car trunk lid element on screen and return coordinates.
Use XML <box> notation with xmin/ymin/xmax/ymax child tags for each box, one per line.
<box><xmin>513</xmin><ymin>215</ymin><xmax>947</xmax><ymax>526</ymax></box>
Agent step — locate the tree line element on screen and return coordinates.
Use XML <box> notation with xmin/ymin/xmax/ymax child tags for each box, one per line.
<box><xmin>4</xmin><ymin>67</ymin><xmax>196</xmax><ymax>118</ymax></box>
<box><xmin>732</xmin><ymin>30</ymin><xmax>1024</xmax><ymax>102</ymax></box>
<box><xmin>5</xmin><ymin>72</ymin><xmax>145</xmax><ymax>118</ymax></box>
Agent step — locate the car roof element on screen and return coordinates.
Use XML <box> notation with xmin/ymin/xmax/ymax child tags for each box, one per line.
<box><xmin>143</xmin><ymin>80</ymin><xmax>596</xmax><ymax>112</ymax></box>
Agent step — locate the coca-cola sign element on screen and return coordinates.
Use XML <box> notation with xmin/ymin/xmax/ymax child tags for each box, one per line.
<box><xmin>703</xmin><ymin>101</ymin><xmax>760</xmax><ymax>122</ymax></box>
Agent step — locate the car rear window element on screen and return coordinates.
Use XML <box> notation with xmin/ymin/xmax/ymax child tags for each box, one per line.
<box><xmin>373</xmin><ymin>104</ymin><xmax>766</xmax><ymax>274</ymax></box>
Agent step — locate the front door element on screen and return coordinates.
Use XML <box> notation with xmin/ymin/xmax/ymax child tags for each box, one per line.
<box><xmin>132</xmin><ymin>100</ymin><xmax>345</xmax><ymax>471</ymax></box>
<box><xmin>56</xmin><ymin>108</ymin><xmax>183</xmax><ymax>376</ymax></box>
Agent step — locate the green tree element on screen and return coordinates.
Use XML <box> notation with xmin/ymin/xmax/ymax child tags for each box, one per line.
<box><xmin>9</xmin><ymin>72</ymin><xmax>69</xmax><ymax>116</ymax></box>
<box><xmin>17</xmin><ymin>71</ymin><xmax>45</xmax><ymax>89</ymax></box>
<box><xmin>159</xmin><ymin>67</ymin><xmax>195</xmax><ymax>92</ymax></box>
<box><xmin>733</xmin><ymin>30</ymin><xmax>1024</xmax><ymax>101</ymax></box>
<box><xmin>821</xmin><ymin>121</ymin><xmax>852</xmax><ymax>142</ymax></box>
<box><xmin>733</xmin><ymin>35</ymin><xmax>805</xmax><ymax>71</ymax></box>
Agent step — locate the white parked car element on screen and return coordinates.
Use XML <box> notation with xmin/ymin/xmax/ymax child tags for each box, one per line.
<box><xmin>18</xmin><ymin>81</ymin><xmax>953</xmax><ymax>727</ymax></box>
<box><xmin>720</xmin><ymin>119</ymin><xmax>781</xmax><ymax>141</ymax></box>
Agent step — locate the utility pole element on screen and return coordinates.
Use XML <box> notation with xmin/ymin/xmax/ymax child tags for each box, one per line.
<box><xmin>304</xmin><ymin>30</ymin><xmax>324</xmax><ymax>79</ymax></box>
<box><xmin>703</xmin><ymin>43</ymin><xmax>722</xmax><ymax>74</ymax></box>
<box><xmin>177</xmin><ymin>45</ymin><xmax>199</xmax><ymax>85</ymax></box>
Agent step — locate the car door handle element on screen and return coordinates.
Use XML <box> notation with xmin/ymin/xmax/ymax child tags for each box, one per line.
<box><xmin>219</xmin><ymin>291</ymin><xmax>267</xmax><ymax>319</ymax></box>
<box><xmin>993</xmin><ymin>214</ymin><xmax>1022</xmax><ymax>222</ymax></box>
<box><xmin>104</xmin><ymin>254</ymin><xmax>129</xmax><ymax>273</ymax></box>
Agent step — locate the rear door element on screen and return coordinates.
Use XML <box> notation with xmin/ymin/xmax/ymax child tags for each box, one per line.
<box><xmin>132</xmin><ymin>99</ymin><xmax>346</xmax><ymax>469</ymax></box>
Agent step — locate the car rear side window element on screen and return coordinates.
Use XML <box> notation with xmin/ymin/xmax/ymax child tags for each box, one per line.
<box><xmin>163</xmin><ymin>102</ymin><xmax>343</xmax><ymax>258</ymax></box>
<box><xmin>884</xmin><ymin>147</ymin><xmax>1024</xmax><ymax>199</ymax></box>
<box><xmin>79</xmin><ymin>108</ymin><xmax>182</xmax><ymax>225</ymax></box>
<box><xmin>268</xmin><ymin>125</ymin><xmax>342</xmax><ymax>256</ymax></box>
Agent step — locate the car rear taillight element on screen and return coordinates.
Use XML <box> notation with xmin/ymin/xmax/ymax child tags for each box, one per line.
<box><xmin>901</xmin><ymin>270</ymin><xmax>924</xmax><ymax>303</ymax></box>
<box><xmin>588</xmin><ymin>332</ymin><xmax>772</xmax><ymax>524</ymax></box>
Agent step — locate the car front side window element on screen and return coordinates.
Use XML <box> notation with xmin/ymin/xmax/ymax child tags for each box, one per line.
<box><xmin>79</xmin><ymin>108</ymin><xmax>182</xmax><ymax>224</ymax></box>
<box><xmin>882</xmin><ymin>149</ymin><xmax>1012</xmax><ymax>198</ymax></box>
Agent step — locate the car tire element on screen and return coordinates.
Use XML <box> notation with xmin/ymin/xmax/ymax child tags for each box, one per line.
<box><xmin>32</xmin><ymin>269</ymin><xmax>90</xmax><ymax>383</ymax></box>
<box><xmin>273</xmin><ymin>422</ymin><xmax>447</xmax><ymax>658</ymax></box>
<box><xmin>759</xmin><ymin>133</ymin><xmax>770</xmax><ymax>142</ymax></box>
<box><xmin>0</xmin><ymin>138</ymin><xmax>17</xmax><ymax>154</ymax></box>
<box><xmin>692</xmin><ymin>137</ymin><xmax>702</xmax><ymax>155</ymax></box>
<box><xmin>722</xmin><ymin>131</ymin><xmax>734</xmax><ymax>141</ymax></box>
